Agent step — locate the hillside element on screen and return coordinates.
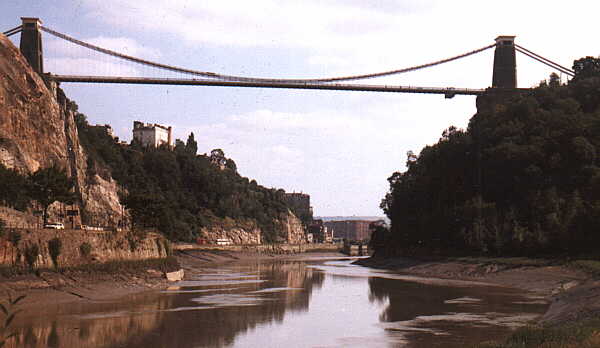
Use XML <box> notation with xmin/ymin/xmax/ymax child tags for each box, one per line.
<box><xmin>0</xmin><ymin>34</ymin><xmax>122</xmax><ymax>226</ymax></box>
<box><xmin>0</xmin><ymin>33</ymin><xmax>304</xmax><ymax>243</ymax></box>
<box><xmin>378</xmin><ymin>58</ymin><xmax>600</xmax><ymax>256</ymax></box>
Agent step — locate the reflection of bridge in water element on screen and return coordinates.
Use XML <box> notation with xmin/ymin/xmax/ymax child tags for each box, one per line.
<box><xmin>4</xmin><ymin>17</ymin><xmax>575</xmax><ymax>100</ymax></box>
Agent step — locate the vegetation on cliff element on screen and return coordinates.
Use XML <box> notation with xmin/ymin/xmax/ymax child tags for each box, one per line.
<box><xmin>0</xmin><ymin>164</ymin><xmax>75</xmax><ymax>224</ymax></box>
<box><xmin>379</xmin><ymin>57</ymin><xmax>600</xmax><ymax>256</ymax></box>
<box><xmin>74</xmin><ymin>109</ymin><xmax>293</xmax><ymax>242</ymax></box>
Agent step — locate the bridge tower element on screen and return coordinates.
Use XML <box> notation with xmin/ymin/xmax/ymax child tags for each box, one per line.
<box><xmin>492</xmin><ymin>36</ymin><xmax>516</xmax><ymax>88</ymax></box>
<box><xmin>19</xmin><ymin>17</ymin><xmax>44</xmax><ymax>74</ymax></box>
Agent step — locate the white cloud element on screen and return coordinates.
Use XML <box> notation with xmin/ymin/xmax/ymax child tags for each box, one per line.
<box><xmin>80</xmin><ymin>0</ymin><xmax>598</xmax><ymax>88</ymax></box>
<box><xmin>43</xmin><ymin>35</ymin><xmax>160</xmax><ymax>76</ymax></box>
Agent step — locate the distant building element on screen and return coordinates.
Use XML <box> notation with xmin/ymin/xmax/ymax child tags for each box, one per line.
<box><xmin>132</xmin><ymin>121</ymin><xmax>173</xmax><ymax>148</ymax></box>
<box><xmin>284</xmin><ymin>193</ymin><xmax>313</xmax><ymax>220</ymax></box>
<box><xmin>324</xmin><ymin>220</ymin><xmax>373</xmax><ymax>242</ymax></box>
<box><xmin>309</xmin><ymin>219</ymin><xmax>333</xmax><ymax>243</ymax></box>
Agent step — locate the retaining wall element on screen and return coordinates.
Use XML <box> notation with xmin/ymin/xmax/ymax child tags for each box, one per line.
<box><xmin>0</xmin><ymin>228</ymin><xmax>168</xmax><ymax>268</ymax></box>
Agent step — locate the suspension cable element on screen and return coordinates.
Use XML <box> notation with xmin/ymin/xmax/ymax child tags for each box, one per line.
<box><xmin>2</xmin><ymin>25</ymin><xmax>22</xmax><ymax>37</ymax></box>
<box><xmin>515</xmin><ymin>44</ymin><xmax>574</xmax><ymax>74</ymax></box>
<box><xmin>515</xmin><ymin>47</ymin><xmax>574</xmax><ymax>76</ymax></box>
<box><xmin>41</xmin><ymin>25</ymin><xmax>495</xmax><ymax>83</ymax></box>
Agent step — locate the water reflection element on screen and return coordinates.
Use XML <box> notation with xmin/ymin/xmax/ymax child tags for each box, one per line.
<box><xmin>10</xmin><ymin>259</ymin><xmax>546</xmax><ymax>348</ymax></box>
<box><xmin>368</xmin><ymin>276</ymin><xmax>547</xmax><ymax>347</ymax></box>
<box><xmin>10</xmin><ymin>261</ymin><xmax>324</xmax><ymax>348</ymax></box>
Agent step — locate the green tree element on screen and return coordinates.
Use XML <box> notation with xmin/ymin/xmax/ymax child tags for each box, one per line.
<box><xmin>210</xmin><ymin>149</ymin><xmax>226</xmax><ymax>168</ymax></box>
<box><xmin>28</xmin><ymin>165</ymin><xmax>76</xmax><ymax>225</ymax></box>
<box><xmin>186</xmin><ymin>133</ymin><xmax>198</xmax><ymax>155</ymax></box>
<box><xmin>572</xmin><ymin>56</ymin><xmax>600</xmax><ymax>81</ymax></box>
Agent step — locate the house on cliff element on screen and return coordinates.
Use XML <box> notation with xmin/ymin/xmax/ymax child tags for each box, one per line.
<box><xmin>132</xmin><ymin>121</ymin><xmax>173</xmax><ymax>148</ymax></box>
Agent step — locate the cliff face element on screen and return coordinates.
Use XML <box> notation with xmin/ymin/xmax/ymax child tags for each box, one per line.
<box><xmin>0</xmin><ymin>34</ymin><xmax>123</xmax><ymax>226</ymax></box>
<box><xmin>201</xmin><ymin>210</ymin><xmax>306</xmax><ymax>245</ymax></box>
<box><xmin>0</xmin><ymin>35</ymin><xmax>67</xmax><ymax>172</ymax></box>
<box><xmin>278</xmin><ymin>210</ymin><xmax>306</xmax><ymax>244</ymax></box>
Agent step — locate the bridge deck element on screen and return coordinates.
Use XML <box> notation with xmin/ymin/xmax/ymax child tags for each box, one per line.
<box><xmin>49</xmin><ymin>75</ymin><xmax>489</xmax><ymax>96</ymax></box>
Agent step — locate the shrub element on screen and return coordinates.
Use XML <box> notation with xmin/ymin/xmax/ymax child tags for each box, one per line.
<box><xmin>79</xmin><ymin>242</ymin><xmax>92</xmax><ymax>259</ymax></box>
<box><xmin>24</xmin><ymin>243</ymin><xmax>39</xmax><ymax>270</ymax></box>
<box><xmin>48</xmin><ymin>237</ymin><xmax>62</xmax><ymax>269</ymax></box>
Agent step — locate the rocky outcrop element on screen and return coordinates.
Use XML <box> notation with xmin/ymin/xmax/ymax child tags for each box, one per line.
<box><xmin>278</xmin><ymin>210</ymin><xmax>306</xmax><ymax>244</ymax></box>
<box><xmin>200</xmin><ymin>218</ymin><xmax>262</xmax><ymax>245</ymax></box>
<box><xmin>0</xmin><ymin>35</ymin><xmax>67</xmax><ymax>172</ymax></box>
<box><xmin>200</xmin><ymin>211</ymin><xmax>306</xmax><ymax>245</ymax></box>
<box><xmin>0</xmin><ymin>34</ymin><xmax>124</xmax><ymax>226</ymax></box>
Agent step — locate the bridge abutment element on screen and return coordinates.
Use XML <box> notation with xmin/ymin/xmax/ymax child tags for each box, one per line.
<box><xmin>492</xmin><ymin>36</ymin><xmax>516</xmax><ymax>88</ymax></box>
<box><xmin>19</xmin><ymin>17</ymin><xmax>43</xmax><ymax>74</ymax></box>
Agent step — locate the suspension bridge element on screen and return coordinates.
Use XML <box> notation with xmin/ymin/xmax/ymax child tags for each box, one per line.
<box><xmin>3</xmin><ymin>17</ymin><xmax>575</xmax><ymax>99</ymax></box>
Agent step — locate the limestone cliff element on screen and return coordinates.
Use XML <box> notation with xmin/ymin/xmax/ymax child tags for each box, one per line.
<box><xmin>201</xmin><ymin>210</ymin><xmax>306</xmax><ymax>245</ymax></box>
<box><xmin>0</xmin><ymin>34</ymin><xmax>123</xmax><ymax>226</ymax></box>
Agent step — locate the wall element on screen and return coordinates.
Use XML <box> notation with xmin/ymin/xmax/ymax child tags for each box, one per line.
<box><xmin>0</xmin><ymin>228</ymin><xmax>168</xmax><ymax>268</ymax></box>
<box><xmin>174</xmin><ymin>242</ymin><xmax>341</xmax><ymax>254</ymax></box>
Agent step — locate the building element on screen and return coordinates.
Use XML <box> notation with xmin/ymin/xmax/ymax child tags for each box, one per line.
<box><xmin>283</xmin><ymin>193</ymin><xmax>313</xmax><ymax>221</ymax></box>
<box><xmin>324</xmin><ymin>220</ymin><xmax>373</xmax><ymax>242</ymax></box>
<box><xmin>132</xmin><ymin>121</ymin><xmax>173</xmax><ymax>148</ymax></box>
<box><xmin>308</xmin><ymin>219</ymin><xmax>333</xmax><ymax>243</ymax></box>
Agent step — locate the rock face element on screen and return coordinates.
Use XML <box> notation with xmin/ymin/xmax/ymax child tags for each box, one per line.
<box><xmin>0</xmin><ymin>228</ymin><xmax>168</xmax><ymax>268</ymax></box>
<box><xmin>200</xmin><ymin>211</ymin><xmax>306</xmax><ymax>245</ymax></box>
<box><xmin>0</xmin><ymin>34</ymin><xmax>124</xmax><ymax>226</ymax></box>
<box><xmin>278</xmin><ymin>210</ymin><xmax>306</xmax><ymax>244</ymax></box>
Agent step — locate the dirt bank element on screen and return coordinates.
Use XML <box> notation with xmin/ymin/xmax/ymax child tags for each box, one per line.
<box><xmin>2</xmin><ymin>250</ymin><xmax>346</xmax><ymax>316</ymax></box>
<box><xmin>356</xmin><ymin>256</ymin><xmax>599</xmax><ymax>325</ymax></box>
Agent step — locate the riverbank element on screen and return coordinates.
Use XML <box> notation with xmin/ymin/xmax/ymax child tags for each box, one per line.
<box><xmin>2</xmin><ymin>249</ymin><xmax>347</xmax><ymax>316</ymax></box>
<box><xmin>356</xmin><ymin>256</ymin><xmax>600</xmax><ymax>347</ymax></box>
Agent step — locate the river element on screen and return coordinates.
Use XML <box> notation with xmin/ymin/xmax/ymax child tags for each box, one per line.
<box><xmin>13</xmin><ymin>257</ymin><xmax>547</xmax><ymax>347</ymax></box>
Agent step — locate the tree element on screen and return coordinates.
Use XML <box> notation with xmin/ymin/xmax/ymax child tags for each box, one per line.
<box><xmin>572</xmin><ymin>56</ymin><xmax>600</xmax><ymax>81</ymax></box>
<box><xmin>48</xmin><ymin>237</ymin><xmax>62</xmax><ymax>269</ymax></box>
<box><xmin>186</xmin><ymin>133</ymin><xmax>198</xmax><ymax>155</ymax></box>
<box><xmin>210</xmin><ymin>149</ymin><xmax>227</xmax><ymax>168</ymax></box>
<box><xmin>549</xmin><ymin>72</ymin><xmax>561</xmax><ymax>87</ymax></box>
<box><xmin>28</xmin><ymin>165</ymin><xmax>76</xmax><ymax>225</ymax></box>
<box><xmin>0</xmin><ymin>164</ymin><xmax>30</xmax><ymax>210</ymax></box>
<box><xmin>7</xmin><ymin>231</ymin><xmax>20</xmax><ymax>266</ymax></box>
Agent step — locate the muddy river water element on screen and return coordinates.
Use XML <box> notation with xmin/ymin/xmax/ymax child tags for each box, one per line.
<box><xmin>13</xmin><ymin>257</ymin><xmax>547</xmax><ymax>347</ymax></box>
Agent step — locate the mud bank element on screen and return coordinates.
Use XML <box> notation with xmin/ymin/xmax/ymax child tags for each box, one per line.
<box><xmin>3</xmin><ymin>250</ymin><xmax>346</xmax><ymax>317</ymax></box>
<box><xmin>355</xmin><ymin>256</ymin><xmax>599</xmax><ymax>325</ymax></box>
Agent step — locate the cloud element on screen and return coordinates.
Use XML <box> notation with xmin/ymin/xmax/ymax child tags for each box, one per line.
<box><xmin>43</xmin><ymin>35</ymin><xmax>160</xmax><ymax>76</ymax></box>
<box><xmin>76</xmin><ymin>0</ymin><xmax>597</xmax><ymax>88</ymax></box>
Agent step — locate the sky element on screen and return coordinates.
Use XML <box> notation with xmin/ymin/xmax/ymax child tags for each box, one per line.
<box><xmin>2</xmin><ymin>1</ymin><xmax>599</xmax><ymax>216</ymax></box>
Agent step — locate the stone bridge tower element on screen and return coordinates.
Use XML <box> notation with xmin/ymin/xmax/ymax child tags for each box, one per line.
<box><xmin>492</xmin><ymin>35</ymin><xmax>516</xmax><ymax>88</ymax></box>
<box><xmin>19</xmin><ymin>17</ymin><xmax>44</xmax><ymax>74</ymax></box>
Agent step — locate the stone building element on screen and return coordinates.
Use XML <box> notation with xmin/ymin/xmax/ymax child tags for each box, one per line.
<box><xmin>324</xmin><ymin>220</ymin><xmax>373</xmax><ymax>242</ymax></box>
<box><xmin>132</xmin><ymin>121</ymin><xmax>173</xmax><ymax>148</ymax></box>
